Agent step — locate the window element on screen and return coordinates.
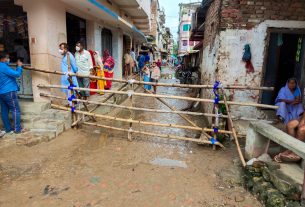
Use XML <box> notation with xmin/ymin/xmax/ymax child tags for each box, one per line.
<box><xmin>183</xmin><ymin>24</ymin><xmax>191</xmax><ymax>31</ymax></box>
<box><xmin>182</xmin><ymin>40</ymin><xmax>188</xmax><ymax>46</ymax></box>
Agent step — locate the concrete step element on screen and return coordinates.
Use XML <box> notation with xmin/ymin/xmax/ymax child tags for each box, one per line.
<box><xmin>41</xmin><ymin>109</ymin><xmax>72</xmax><ymax>130</ymax></box>
<box><xmin>20</xmin><ymin>115</ymin><xmax>41</xmax><ymax>129</ymax></box>
<box><xmin>15</xmin><ymin>132</ymin><xmax>49</xmax><ymax>147</ymax></box>
<box><xmin>30</xmin><ymin>129</ymin><xmax>58</xmax><ymax>140</ymax></box>
<box><xmin>20</xmin><ymin>101</ymin><xmax>51</xmax><ymax>115</ymax></box>
<box><xmin>31</xmin><ymin>119</ymin><xmax>65</xmax><ymax>136</ymax></box>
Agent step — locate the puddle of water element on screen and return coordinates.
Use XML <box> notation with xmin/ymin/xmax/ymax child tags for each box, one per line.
<box><xmin>150</xmin><ymin>158</ymin><xmax>187</xmax><ymax>168</ymax></box>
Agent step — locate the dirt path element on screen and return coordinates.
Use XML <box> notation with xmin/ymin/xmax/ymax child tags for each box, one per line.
<box><xmin>0</xmin><ymin>67</ymin><xmax>262</xmax><ymax>207</ymax></box>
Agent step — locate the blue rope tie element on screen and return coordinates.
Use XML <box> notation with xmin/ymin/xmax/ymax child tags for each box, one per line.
<box><xmin>214</xmin><ymin>97</ymin><xmax>219</xmax><ymax>104</ymax></box>
<box><xmin>68</xmin><ymin>84</ymin><xmax>76</xmax><ymax>90</ymax></box>
<box><xmin>68</xmin><ymin>94</ymin><xmax>76</xmax><ymax>102</ymax></box>
<box><xmin>210</xmin><ymin>137</ymin><xmax>217</xmax><ymax>145</ymax></box>
<box><xmin>71</xmin><ymin>106</ymin><xmax>76</xmax><ymax>113</ymax></box>
<box><xmin>213</xmin><ymin>81</ymin><xmax>220</xmax><ymax>90</ymax></box>
<box><xmin>213</xmin><ymin>127</ymin><xmax>219</xmax><ymax>133</ymax></box>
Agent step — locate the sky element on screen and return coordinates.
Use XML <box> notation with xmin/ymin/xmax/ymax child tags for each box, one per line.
<box><xmin>159</xmin><ymin>0</ymin><xmax>201</xmax><ymax>41</ymax></box>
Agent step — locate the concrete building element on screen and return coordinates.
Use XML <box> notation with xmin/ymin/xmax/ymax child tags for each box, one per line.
<box><xmin>178</xmin><ymin>2</ymin><xmax>201</xmax><ymax>55</ymax></box>
<box><xmin>144</xmin><ymin>0</ymin><xmax>171</xmax><ymax>61</ymax></box>
<box><xmin>192</xmin><ymin>0</ymin><xmax>305</xmax><ymax>129</ymax></box>
<box><xmin>0</xmin><ymin>0</ymin><xmax>151</xmax><ymax>102</ymax></box>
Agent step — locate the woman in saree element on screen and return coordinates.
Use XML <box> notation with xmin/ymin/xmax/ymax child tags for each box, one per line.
<box><xmin>93</xmin><ymin>51</ymin><xmax>106</xmax><ymax>95</ymax></box>
<box><xmin>102</xmin><ymin>49</ymin><xmax>115</xmax><ymax>90</ymax></box>
<box><xmin>274</xmin><ymin>78</ymin><xmax>305</xmax><ymax>162</ymax></box>
<box><xmin>88</xmin><ymin>50</ymin><xmax>97</xmax><ymax>96</ymax></box>
<box><xmin>142</xmin><ymin>64</ymin><xmax>151</xmax><ymax>91</ymax></box>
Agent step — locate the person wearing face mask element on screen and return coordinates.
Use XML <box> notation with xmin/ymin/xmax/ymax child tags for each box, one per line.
<box><xmin>74</xmin><ymin>41</ymin><xmax>93</xmax><ymax>100</ymax></box>
<box><xmin>59</xmin><ymin>43</ymin><xmax>79</xmax><ymax>98</ymax></box>
<box><xmin>0</xmin><ymin>52</ymin><xmax>24</xmax><ymax>137</ymax></box>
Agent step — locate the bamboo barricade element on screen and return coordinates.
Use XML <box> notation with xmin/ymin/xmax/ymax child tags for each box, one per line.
<box><xmin>41</xmin><ymin>93</ymin><xmax>231</xmax><ymax>118</ymax></box>
<box><xmin>221</xmin><ymin>89</ymin><xmax>247</xmax><ymax>167</ymax></box>
<box><xmin>143</xmin><ymin>87</ymin><xmax>211</xmax><ymax>140</ymax></box>
<box><xmin>83</xmin><ymin>122</ymin><xmax>225</xmax><ymax>148</ymax></box>
<box><xmin>50</xmin><ymin>104</ymin><xmax>232</xmax><ymax>135</ymax></box>
<box><xmin>38</xmin><ymin>84</ymin><xmax>279</xmax><ymax>110</ymax></box>
<box><xmin>23</xmin><ymin>66</ymin><xmax>274</xmax><ymax>91</ymax></box>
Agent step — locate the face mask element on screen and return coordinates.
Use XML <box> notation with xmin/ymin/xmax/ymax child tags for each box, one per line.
<box><xmin>75</xmin><ymin>46</ymin><xmax>80</xmax><ymax>52</ymax></box>
<box><xmin>59</xmin><ymin>49</ymin><xmax>64</xmax><ymax>55</ymax></box>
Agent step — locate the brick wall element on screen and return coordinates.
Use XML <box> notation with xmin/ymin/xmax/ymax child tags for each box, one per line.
<box><xmin>203</xmin><ymin>0</ymin><xmax>221</xmax><ymax>48</ymax></box>
<box><xmin>149</xmin><ymin>0</ymin><xmax>158</xmax><ymax>37</ymax></box>
<box><xmin>220</xmin><ymin>0</ymin><xmax>305</xmax><ymax>29</ymax></box>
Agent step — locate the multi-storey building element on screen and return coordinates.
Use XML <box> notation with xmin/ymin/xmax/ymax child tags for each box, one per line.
<box><xmin>0</xmin><ymin>0</ymin><xmax>151</xmax><ymax>102</ymax></box>
<box><xmin>178</xmin><ymin>2</ymin><xmax>201</xmax><ymax>55</ymax></box>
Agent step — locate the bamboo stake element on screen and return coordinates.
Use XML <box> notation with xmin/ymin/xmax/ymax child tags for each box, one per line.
<box><xmin>221</xmin><ymin>90</ymin><xmax>247</xmax><ymax>167</ymax></box>
<box><xmin>24</xmin><ymin>66</ymin><xmax>274</xmax><ymax>91</ymax></box>
<box><xmin>51</xmin><ymin>104</ymin><xmax>233</xmax><ymax>134</ymax></box>
<box><xmin>83</xmin><ymin>122</ymin><xmax>225</xmax><ymax>148</ymax></box>
<box><xmin>39</xmin><ymin>84</ymin><xmax>278</xmax><ymax>110</ymax></box>
<box><xmin>143</xmin><ymin>87</ymin><xmax>212</xmax><ymax>141</ymax></box>
<box><xmin>40</xmin><ymin>93</ymin><xmax>232</xmax><ymax>118</ymax></box>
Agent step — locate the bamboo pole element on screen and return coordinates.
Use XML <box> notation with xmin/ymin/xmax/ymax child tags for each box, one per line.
<box><xmin>41</xmin><ymin>93</ymin><xmax>275</xmax><ymax>122</ymax></box>
<box><xmin>41</xmin><ymin>92</ymin><xmax>230</xmax><ymax>118</ymax></box>
<box><xmin>38</xmin><ymin>84</ymin><xmax>279</xmax><ymax>110</ymax></box>
<box><xmin>23</xmin><ymin>66</ymin><xmax>274</xmax><ymax>91</ymax></box>
<box><xmin>221</xmin><ymin>90</ymin><xmax>247</xmax><ymax>167</ymax></box>
<box><xmin>51</xmin><ymin>104</ymin><xmax>233</xmax><ymax>134</ymax></box>
<box><xmin>83</xmin><ymin>122</ymin><xmax>225</xmax><ymax>148</ymax></box>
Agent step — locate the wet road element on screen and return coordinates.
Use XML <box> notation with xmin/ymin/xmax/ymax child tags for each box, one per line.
<box><xmin>0</xmin><ymin>67</ymin><xmax>261</xmax><ymax>207</ymax></box>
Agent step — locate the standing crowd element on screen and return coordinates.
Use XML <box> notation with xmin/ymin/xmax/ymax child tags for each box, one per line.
<box><xmin>0</xmin><ymin>41</ymin><xmax>163</xmax><ymax>138</ymax></box>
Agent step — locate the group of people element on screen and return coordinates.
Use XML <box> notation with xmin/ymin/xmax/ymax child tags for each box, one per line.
<box><xmin>58</xmin><ymin>41</ymin><xmax>115</xmax><ymax>100</ymax></box>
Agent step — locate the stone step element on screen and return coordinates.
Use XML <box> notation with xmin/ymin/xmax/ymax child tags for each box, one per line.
<box><xmin>15</xmin><ymin>132</ymin><xmax>49</xmax><ymax>147</ymax></box>
<box><xmin>41</xmin><ymin>109</ymin><xmax>72</xmax><ymax>130</ymax></box>
<box><xmin>31</xmin><ymin>119</ymin><xmax>65</xmax><ymax>136</ymax></box>
<box><xmin>30</xmin><ymin>129</ymin><xmax>58</xmax><ymax>140</ymax></box>
<box><xmin>20</xmin><ymin>101</ymin><xmax>51</xmax><ymax>115</ymax></box>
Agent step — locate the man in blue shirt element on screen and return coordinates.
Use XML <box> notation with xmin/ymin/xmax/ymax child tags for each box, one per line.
<box><xmin>0</xmin><ymin>52</ymin><xmax>23</xmax><ymax>137</ymax></box>
<box><xmin>58</xmin><ymin>43</ymin><xmax>78</xmax><ymax>98</ymax></box>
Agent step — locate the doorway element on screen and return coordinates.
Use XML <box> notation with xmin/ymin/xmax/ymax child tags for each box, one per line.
<box><xmin>0</xmin><ymin>0</ymin><xmax>32</xmax><ymax>98</ymax></box>
<box><xmin>66</xmin><ymin>13</ymin><xmax>86</xmax><ymax>53</ymax></box>
<box><xmin>261</xmin><ymin>32</ymin><xmax>305</xmax><ymax>105</ymax></box>
<box><xmin>101</xmin><ymin>28</ymin><xmax>112</xmax><ymax>55</ymax></box>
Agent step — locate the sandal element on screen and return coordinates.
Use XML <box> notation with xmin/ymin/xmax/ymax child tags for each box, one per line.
<box><xmin>274</xmin><ymin>153</ymin><xmax>283</xmax><ymax>163</ymax></box>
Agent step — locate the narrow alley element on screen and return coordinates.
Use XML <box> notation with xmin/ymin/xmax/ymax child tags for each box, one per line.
<box><xmin>0</xmin><ymin>67</ymin><xmax>262</xmax><ymax>207</ymax></box>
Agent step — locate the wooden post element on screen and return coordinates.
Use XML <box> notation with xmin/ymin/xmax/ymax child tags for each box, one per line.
<box><xmin>221</xmin><ymin>90</ymin><xmax>247</xmax><ymax>167</ymax></box>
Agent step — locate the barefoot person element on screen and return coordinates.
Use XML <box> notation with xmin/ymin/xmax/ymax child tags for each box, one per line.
<box><xmin>274</xmin><ymin>78</ymin><xmax>305</xmax><ymax>162</ymax></box>
<box><xmin>0</xmin><ymin>52</ymin><xmax>24</xmax><ymax>137</ymax></box>
<box><xmin>275</xmin><ymin>78</ymin><xmax>303</xmax><ymax>124</ymax></box>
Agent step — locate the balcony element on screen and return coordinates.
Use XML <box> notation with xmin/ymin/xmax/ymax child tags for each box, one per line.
<box><xmin>190</xmin><ymin>0</ymin><xmax>213</xmax><ymax>41</ymax></box>
<box><xmin>111</xmin><ymin>0</ymin><xmax>151</xmax><ymax>34</ymax></box>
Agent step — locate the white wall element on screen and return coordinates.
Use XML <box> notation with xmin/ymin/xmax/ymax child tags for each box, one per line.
<box><xmin>201</xmin><ymin>20</ymin><xmax>305</xmax><ymax>130</ymax></box>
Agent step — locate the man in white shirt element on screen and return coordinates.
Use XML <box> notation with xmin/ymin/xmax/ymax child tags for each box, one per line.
<box><xmin>75</xmin><ymin>41</ymin><xmax>93</xmax><ymax>99</ymax></box>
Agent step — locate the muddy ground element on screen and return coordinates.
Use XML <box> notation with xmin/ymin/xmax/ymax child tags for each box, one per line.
<box><xmin>0</xmin><ymin>68</ymin><xmax>262</xmax><ymax>207</ymax></box>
